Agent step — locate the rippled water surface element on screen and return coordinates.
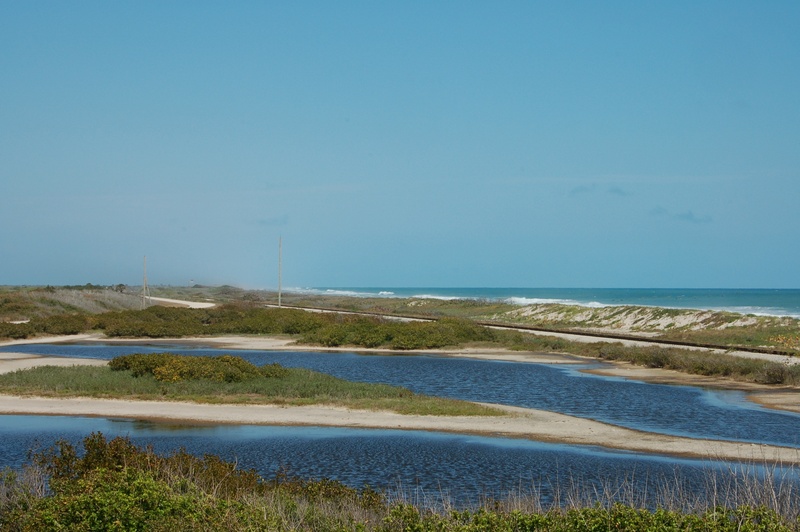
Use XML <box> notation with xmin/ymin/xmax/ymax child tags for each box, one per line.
<box><xmin>0</xmin><ymin>414</ymin><xmax>733</xmax><ymax>506</ymax></box>
<box><xmin>4</xmin><ymin>343</ymin><xmax>799</xmax><ymax>447</ymax></box>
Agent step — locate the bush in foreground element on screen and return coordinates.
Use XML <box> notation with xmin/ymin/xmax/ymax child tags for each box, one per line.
<box><xmin>1</xmin><ymin>433</ymin><xmax>385</xmax><ymax>531</ymax></box>
<box><xmin>1</xmin><ymin>434</ymin><xmax>798</xmax><ymax>531</ymax></box>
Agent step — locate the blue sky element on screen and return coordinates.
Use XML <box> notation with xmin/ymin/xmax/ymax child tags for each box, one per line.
<box><xmin>1</xmin><ymin>2</ymin><xmax>798</xmax><ymax>289</ymax></box>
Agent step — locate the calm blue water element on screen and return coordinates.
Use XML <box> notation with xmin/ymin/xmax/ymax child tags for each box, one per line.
<box><xmin>309</xmin><ymin>287</ymin><xmax>800</xmax><ymax>318</ymax></box>
<box><xmin>4</xmin><ymin>344</ymin><xmax>800</xmax><ymax>448</ymax></box>
<box><xmin>0</xmin><ymin>414</ymin><xmax>761</xmax><ymax>507</ymax></box>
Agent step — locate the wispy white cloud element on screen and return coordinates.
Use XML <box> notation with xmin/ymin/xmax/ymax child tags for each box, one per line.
<box><xmin>255</xmin><ymin>215</ymin><xmax>289</xmax><ymax>227</ymax></box>
<box><xmin>568</xmin><ymin>184</ymin><xmax>596</xmax><ymax>197</ymax></box>
<box><xmin>650</xmin><ymin>206</ymin><xmax>712</xmax><ymax>224</ymax></box>
<box><xmin>569</xmin><ymin>183</ymin><xmax>629</xmax><ymax>197</ymax></box>
<box><xmin>675</xmin><ymin>210</ymin><xmax>712</xmax><ymax>224</ymax></box>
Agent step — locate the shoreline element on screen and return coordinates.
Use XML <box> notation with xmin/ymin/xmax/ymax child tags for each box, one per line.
<box><xmin>2</xmin><ymin>334</ymin><xmax>800</xmax><ymax>464</ymax></box>
<box><xmin>1</xmin><ymin>390</ymin><xmax>798</xmax><ymax>465</ymax></box>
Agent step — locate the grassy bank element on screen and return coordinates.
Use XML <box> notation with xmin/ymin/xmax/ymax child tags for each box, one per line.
<box><xmin>494</xmin><ymin>330</ymin><xmax>800</xmax><ymax>385</ymax></box>
<box><xmin>1</xmin><ymin>433</ymin><xmax>798</xmax><ymax>531</ymax></box>
<box><xmin>0</xmin><ymin>353</ymin><xmax>499</xmax><ymax>417</ymax></box>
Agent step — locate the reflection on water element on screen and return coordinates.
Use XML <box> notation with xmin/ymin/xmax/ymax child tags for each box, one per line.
<box><xmin>4</xmin><ymin>343</ymin><xmax>800</xmax><ymax>447</ymax></box>
<box><xmin>0</xmin><ymin>414</ymin><xmax>756</xmax><ymax>507</ymax></box>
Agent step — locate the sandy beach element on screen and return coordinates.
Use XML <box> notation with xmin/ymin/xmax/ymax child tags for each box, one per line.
<box><xmin>2</xmin><ymin>336</ymin><xmax>800</xmax><ymax>465</ymax></box>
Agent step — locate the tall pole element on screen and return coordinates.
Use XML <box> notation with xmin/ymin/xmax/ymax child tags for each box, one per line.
<box><xmin>141</xmin><ymin>255</ymin><xmax>151</xmax><ymax>310</ymax></box>
<box><xmin>278</xmin><ymin>237</ymin><xmax>282</xmax><ymax>308</ymax></box>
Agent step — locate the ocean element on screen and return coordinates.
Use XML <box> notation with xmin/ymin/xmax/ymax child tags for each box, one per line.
<box><xmin>303</xmin><ymin>287</ymin><xmax>800</xmax><ymax>319</ymax></box>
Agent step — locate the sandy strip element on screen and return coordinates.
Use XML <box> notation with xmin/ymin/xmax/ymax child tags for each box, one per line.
<box><xmin>0</xmin><ymin>352</ymin><xmax>108</xmax><ymax>374</ymax></box>
<box><xmin>749</xmin><ymin>391</ymin><xmax>800</xmax><ymax>414</ymax></box>
<box><xmin>0</xmin><ymin>334</ymin><xmax>100</xmax><ymax>347</ymax></box>
<box><xmin>0</xmin><ymin>394</ymin><xmax>797</xmax><ymax>465</ymax></box>
<box><xmin>148</xmin><ymin>297</ymin><xmax>216</xmax><ymax>309</ymax></box>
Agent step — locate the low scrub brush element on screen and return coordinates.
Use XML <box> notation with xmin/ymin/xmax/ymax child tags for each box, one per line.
<box><xmin>109</xmin><ymin>353</ymin><xmax>288</xmax><ymax>383</ymax></box>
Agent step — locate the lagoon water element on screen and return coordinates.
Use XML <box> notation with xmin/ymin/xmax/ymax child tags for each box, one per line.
<box><xmin>0</xmin><ymin>414</ymin><xmax>727</xmax><ymax>506</ymax></box>
<box><xmin>2</xmin><ymin>344</ymin><xmax>800</xmax><ymax>505</ymax></box>
<box><xmin>5</xmin><ymin>344</ymin><xmax>800</xmax><ymax>448</ymax></box>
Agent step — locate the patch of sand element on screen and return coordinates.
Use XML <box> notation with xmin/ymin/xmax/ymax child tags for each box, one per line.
<box><xmin>148</xmin><ymin>297</ymin><xmax>216</xmax><ymax>309</ymax></box>
<box><xmin>0</xmin><ymin>334</ymin><xmax>100</xmax><ymax>347</ymax></box>
<box><xmin>0</xmin><ymin>352</ymin><xmax>108</xmax><ymax>374</ymax></box>
<box><xmin>748</xmin><ymin>392</ymin><xmax>800</xmax><ymax>414</ymax></box>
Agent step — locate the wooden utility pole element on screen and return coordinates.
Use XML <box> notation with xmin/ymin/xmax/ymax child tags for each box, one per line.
<box><xmin>141</xmin><ymin>256</ymin><xmax>151</xmax><ymax>309</ymax></box>
<box><xmin>278</xmin><ymin>237</ymin><xmax>282</xmax><ymax>308</ymax></box>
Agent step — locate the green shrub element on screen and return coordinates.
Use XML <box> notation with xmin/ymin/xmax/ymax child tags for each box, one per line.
<box><xmin>260</xmin><ymin>363</ymin><xmax>290</xmax><ymax>378</ymax></box>
<box><xmin>8</xmin><ymin>434</ymin><xmax>263</xmax><ymax>531</ymax></box>
<box><xmin>11</xmin><ymin>467</ymin><xmax>202</xmax><ymax>531</ymax></box>
<box><xmin>109</xmin><ymin>353</ymin><xmax>284</xmax><ymax>383</ymax></box>
<box><xmin>755</xmin><ymin>363</ymin><xmax>790</xmax><ymax>385</ymax></box>
<box><xmin>152</xmin><ymin>357</ymin><xmax>192</xmax><ymax>383</ymax></box>
<box><xmin>109</xmin><ymin>353</ymin><xmax>175</xmax><ymax>377</ymax></box>
<box><xmin>33</xmin><ymin>314</ymin><xmax>92</xmax><ymax>336</ymax></box>
<box><xmin>0</xmin><ymin>322</ymin><xmax>33</xmax><ymax>340</ymax></box>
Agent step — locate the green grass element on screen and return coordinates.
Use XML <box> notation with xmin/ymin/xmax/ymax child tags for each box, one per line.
<box><xmin>0</xmin><ymin>363</ymin><xmax>501</xmax><ymax>417</ymax></box>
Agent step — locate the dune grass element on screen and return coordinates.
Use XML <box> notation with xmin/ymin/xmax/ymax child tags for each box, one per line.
<box><xmin>0</xmin><ymin>362</ymin><xmax>501</xmax><ymax>417</ymax></box>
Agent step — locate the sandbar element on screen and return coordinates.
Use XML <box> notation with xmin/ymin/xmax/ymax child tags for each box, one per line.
<box><xmin>0</xmin><ymin>351</ymin><xmax>108</xmax><ymax>373</ymax></box>
<box><xmin>0</xmin><ymin>392</ymin><xmax>797</xmax><ymax>465</ymax></box>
